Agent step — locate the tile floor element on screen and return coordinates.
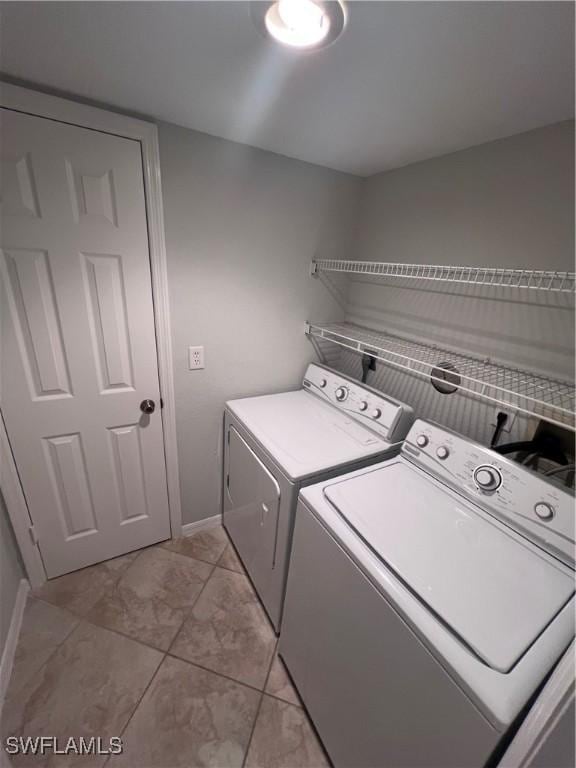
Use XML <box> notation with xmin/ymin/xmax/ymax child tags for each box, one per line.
<box><xmin>2</xmin><ymin>527</ymin><xmax>330</xmax><ymax>768</ymax></box>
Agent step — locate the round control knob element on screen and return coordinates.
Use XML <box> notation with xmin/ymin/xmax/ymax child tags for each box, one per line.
<box><xmin>359</xmin><ymin>401</ymin><xmax>368</xmax><ymax>412</ymax></box>
<box><xmin>320</xmin><ymin>378</ymin><xmax>327</xmax><ymax>388</ymax></box>
<box><xmin>436</xmin><ymin>446</ymin><xmax>449</xmax><ymax>460</ymax></box>
<box><xmin>534</xmin><ymin>502</ymin><xmax>555</xmax><ymax>521</ymax></box>
<box><xmin>416</xmin><ymin>434</ymin><xmax>429</xmax><ymax>448</ymax></box>
<box><xmin>335</xmin><ymin>386</ymin><xmax>348</xmax><ymax>402</ymax></box>
<box><xmin>473</xmin><ymin>465</ymin><xmax>502</xmax><ymax>492</ymax></box>
<box><xmin>371</xmin><ymin>408</ymin><xmax>382</xmax><ymax>420</ymax></box>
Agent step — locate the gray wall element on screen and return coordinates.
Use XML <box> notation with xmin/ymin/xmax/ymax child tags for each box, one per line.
<box><xmin>160</xmin><ymin>120</ymin><xmax>574</xmax><ymax>524</ymax></box>
<box><xmin>339</xmin><ymin>121</ymin><xmax>575</xmax><ymax>445</ymax></box>
<box><xmin>0</xmin><ymin>489</ymin><xmax>24</xmax><ymax>655</ymax></box>
<box><xmin>158</xmin><ymin>123</ymin><xmax>360</xmax><ymax>525</ymax></box>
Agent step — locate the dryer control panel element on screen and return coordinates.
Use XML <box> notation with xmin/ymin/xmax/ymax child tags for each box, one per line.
<box><xmin>303</xmin><ymin>364</ymin><xmax>414</xmax><ymax>444</ymax></box>
<box><xmin>403</xmin><ymin>419</ymin><xmax>575</xmax><ymax>567</ymax></box>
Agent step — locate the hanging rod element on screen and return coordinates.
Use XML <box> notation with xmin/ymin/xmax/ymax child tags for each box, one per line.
<box><xmin>310</xmin><ymin>259</ymin><xmax>576</xmax><ymax>293</ymax></box>
<box><xmin>305</xmin><ymin>321</ymin><xmax>576</xmax><ymax>432</ymax></box>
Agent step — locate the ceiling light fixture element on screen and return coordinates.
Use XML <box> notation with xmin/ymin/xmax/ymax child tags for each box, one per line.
<box><xmin>252</xmin><ymin>1</ymin><xmax>347</xmax><ymax>51</ymax></box>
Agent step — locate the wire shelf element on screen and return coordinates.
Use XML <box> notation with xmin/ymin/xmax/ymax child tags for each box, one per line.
<box><xmin>305</xmin><ymin>321</ymin><xmax>576</xmax><ymax>431</ymax></box>
<box><xmin>311</xmin><ymin>259</ymin><xmax>576</xmax><ymax>293</ymax></box>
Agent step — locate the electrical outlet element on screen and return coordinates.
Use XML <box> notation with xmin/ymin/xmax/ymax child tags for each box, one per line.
<box><xmin>490</xmin><ymin>407</ymin><xmax>516</xmax><ymax>434</ymax></box>
<box><xmin>188</xmin><ymin>346</ymin><xmax>205</xmax><ymax>370</ymax></box>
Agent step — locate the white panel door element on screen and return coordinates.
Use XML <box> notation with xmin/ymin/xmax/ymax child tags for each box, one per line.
<box><xmin>0</xmin><ymin>108</ymin><xmax>171</xmax><ymax>577</ymax></box>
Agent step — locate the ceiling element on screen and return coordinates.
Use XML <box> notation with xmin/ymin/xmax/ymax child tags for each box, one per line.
<box><xmin>0</xmin><ymin>1</ymin><xmax>573</xmax><ymax>176</ymax></box>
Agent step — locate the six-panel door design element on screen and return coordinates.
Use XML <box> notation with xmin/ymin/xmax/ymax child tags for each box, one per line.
<box><xmin>0</xmin><ymin>108</ymin><xmax>171</xmax><ymax>577</ymax></box>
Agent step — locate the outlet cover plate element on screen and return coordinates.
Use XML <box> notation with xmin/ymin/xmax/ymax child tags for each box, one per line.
<box><xmin>188</xmin><ymin>346</ymin><xmax>205</xmax><ymax>370</ymax></box>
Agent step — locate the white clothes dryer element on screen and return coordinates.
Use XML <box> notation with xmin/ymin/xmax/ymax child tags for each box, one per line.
<box><xmin>222</xmin><ymin>363</ymin><xmax>414</xmax><ymax>631</ymax></box>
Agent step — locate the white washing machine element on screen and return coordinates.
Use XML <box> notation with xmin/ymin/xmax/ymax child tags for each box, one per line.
<box><xmin>280</xmin><ymin>419</ymin><xmax>575</xmax><ymax>768</ymax></box>
<box><xmin>222</xmin><ymin>363</ymin><xmax>414</xmax><ymax>631</ymax></box>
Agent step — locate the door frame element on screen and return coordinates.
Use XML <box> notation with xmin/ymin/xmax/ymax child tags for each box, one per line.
<box><xmin>0</xmin><ymin>82</ymin><xmax>181</xmax><ymax>585</ymax></box>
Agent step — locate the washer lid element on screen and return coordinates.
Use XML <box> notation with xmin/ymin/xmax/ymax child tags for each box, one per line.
<box><xmin>324</xmin><ymin>462</ymin><xmax>575</xmax><ymax>673</ymax></box>
<box><xmin>227</xmin><ymin>390</ymin><xmax>392</xmax><ymax>480</ymax></box>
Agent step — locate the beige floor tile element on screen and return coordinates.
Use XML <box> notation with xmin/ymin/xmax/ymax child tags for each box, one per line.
<box><xmin>33</xmin><ymin>552</ymin><xmax>138</xmax><ymax>617</ymax></box>
<box><xmin>2</xmin><ymin>621</ymin><xmax>162</xmax><ymax>768</ymax></box>
<box><xmin>161</xmin><ymin>526</ymin><xmax>228</xmax><ymax>564</ymax></box>
<box><xmin>265</xmin><ymin>653</ymin><xmax>301</xmax><ymax>706</ymax></box>
<box><xmin>6</xmin><ymin>597</ymin><xmax>79</xmax><ymax>698</ymax></box>
<box><xmin>112</xmin><ymin>656</ymin><xmax>260</xmax><ymax>768</ymax></box>
<box><xmin>87</xmin><ymin>546</ymin><xmax>213</xmax><ymax>650</ymax></box>
<box><xmin>245</xmin><ymin>695</ymin><xmax>330</xmax><ymax>768</ymax></box>
<box><xmin>217</xmin><ymin>541</ymin><xmax>245</xmax><ymax>574</ymax></box>
<box><xmin>171</xmin><ymin>567</ymin><xmax>276</xmax><ymax>689</ymax></box>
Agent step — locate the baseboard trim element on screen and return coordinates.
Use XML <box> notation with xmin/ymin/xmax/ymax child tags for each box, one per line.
<box><xmin>0</xmin><ymin>578</ymin><xmax>29</xmax><ymax>705</ymax></box>
<box><xmin>181</xmin><ymin>515</ymin><xmax>222</xmax><ymax>538</ymax></box>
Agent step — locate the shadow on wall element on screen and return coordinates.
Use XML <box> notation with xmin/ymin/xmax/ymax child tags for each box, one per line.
<box><xmin>333</xmin><ymin>120</ymin><xmax>576</xmax><ymax>438</ymax></box>
<box><xmin>329</xmin><ymin>275</ymin><xmax>575</xmax><ymax>447</ymax></box>
<box><xmin>336</xmin><ymin>347</ymin><xmax>532</xmax><ymax>447</ymax></box>
<box><xmin>346</xmin><ymin>279</ymin><xmax>575</xmax><ymax>381</ymax></box>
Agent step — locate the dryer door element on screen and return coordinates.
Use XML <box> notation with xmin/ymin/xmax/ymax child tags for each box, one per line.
<box><xmin>224</xmin><ymin>425</ymin><xmax>281</xmax><ymax>583</ymax></box>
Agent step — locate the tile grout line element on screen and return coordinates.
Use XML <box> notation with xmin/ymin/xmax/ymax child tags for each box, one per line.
<box><xmin>32</xmin><ymin>593</ymin><xmax>93</xmax><ymax>621</ymax></box>
<box><xmin>218</xmin><ymin>531</ymin><xmax>248</xmax><ymax>575</ymax></box>
<box><xmin>241</xmin><ymin>638</ymin><xmax>279</xmax><ymax>768</ymax></box>
<box><xmin>34</xmin><ymin>530</ymin><xmax>236</xmax><ymax>635</ymax></box>
<box><xmin>163</xmin><ymin>556</ymin><xmax>255</xmax><ymax>660</ymax></box>
<box><xmin>158</xmin><ymin>542</ymin><xmax>226</xmax><ymax>570</ymax></box>
<box><xmin>165</xmin><ymin>562</ymin><xmax>277</xmax><ymax>677</ymax></box>
<box><xmin>102</xmin><ymin>647</ymin><xmax>282</xmax><ymax>768</ymax></box>
<box><xmin>34</xmin><ymin>564</ymin><xmax>238</xmax><ymax>664</ymax></box>
<box><xmin>15</xmin><ymin>618</ymin><xmax>324</xmax><ymax>768</ymax></box>
<box><xmin>80</xmin><ymin>614</ymin><xmax>172</xmax><ymax>655</ymax></box>
<box><xmin>35</xmin><ymin>593</ymin><xmax>201</xmax><ymax>660</ymax></box>
<box><xmin>2</xmin><ymin>596</ymin><xmax>81</xmax><ymax>703</ymax></box>
<box><xmin>32</xmin><ymin>550</ymin><xmax>271</xmax><ymax>672</ymax></box>
<box><xmin>31</xmin><ymin>549</ymin><xmax>143</xmax><ymax>622</ymax></box>
<box><xmin>41</xmin><ymin>546</ymin><xmax>221</xmax><ymax>658</ymax></box>
<box><xmin>94</xmin><ymin>536</ymin><xmax>188</xmax><ymax>762</ymax></box>
<box><xmin>102</xmin><ymin>650</ymin><xmax>166</xmax><ymax>768</ymax></box>
<box><xmin>242</xmin><ymin>690</ymin><xmax>265</xmax><ymax>768</ymax></box>
<box><xmin>73</xmin><ymin>613</ymin><xmax>279</xmax><ymax>701</ymax></box>
<box><xmin>215</xmin><ymin>560</ymin><xmax>245</xmax><ymax>574</ymax></box>
<box><xmin>107</xmin><ymin>546</ymin><xmax>219</xmax><ymax>641</ymax></box>
<box><xmin>164</xmin><ymin>561</ymin><xmax>220</xmax><ymax>656</ymax></box>
<box><xmin>65</xmin><ymin>563</ymin><xmax>216</xmax><ymax>657</ymax></box>
<box><xmin>22</xmin><ymin>530</ymin><xmax>301</xmax><ymax>766</ymax></box>
<box><xmin>164</xmin><ymin>537</ymin><xmax>245</xmax><ymax>575</ymax></box>
<box><xmin>35</xmin><ymin>586</ymin><xmax>290</xmax><ymax>703</ymax></box>
<box><xmin>8</xmin><ymin>606</ymin><xmax>314</xmax><ymax>767</ymax></box>
<box><xmin>268</xmin><ymin>650</ymin><xmax>332</xmax><ymax>767</ymax></box>
<box><xmin>164</xmin><ymin>651</ymin><xmax>273</xmax><ymax>697</ymax></box>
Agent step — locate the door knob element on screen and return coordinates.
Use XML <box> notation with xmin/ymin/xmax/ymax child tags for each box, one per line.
<box><xmin>140</xmin><ymin>399</ymin><xmax>156</xmax><ymax>414</ymax></box>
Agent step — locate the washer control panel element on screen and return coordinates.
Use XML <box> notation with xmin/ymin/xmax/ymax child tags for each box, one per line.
<box><xmin>436</xmin><ymin>445</ymin><xmax>450</xmax><ymax>460</ymax></box>
<box><xmin>473</xmin><ymin>465</ymin><xmax>503</xmax><ymax>492</ymax></box>
<box><xmin>335</xmin><ymin>386</ymin><xmax>348</xmax><ymax>401</ymax></box>
<box><xmin>403</xmin><ymin>419</ymin><xmax>575</xmax><ymax>566</ymax></box>
<box><xmin>303</xmin><ymin>364</ymin><xmax>414</xmax><ymax>443</ymax></box>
